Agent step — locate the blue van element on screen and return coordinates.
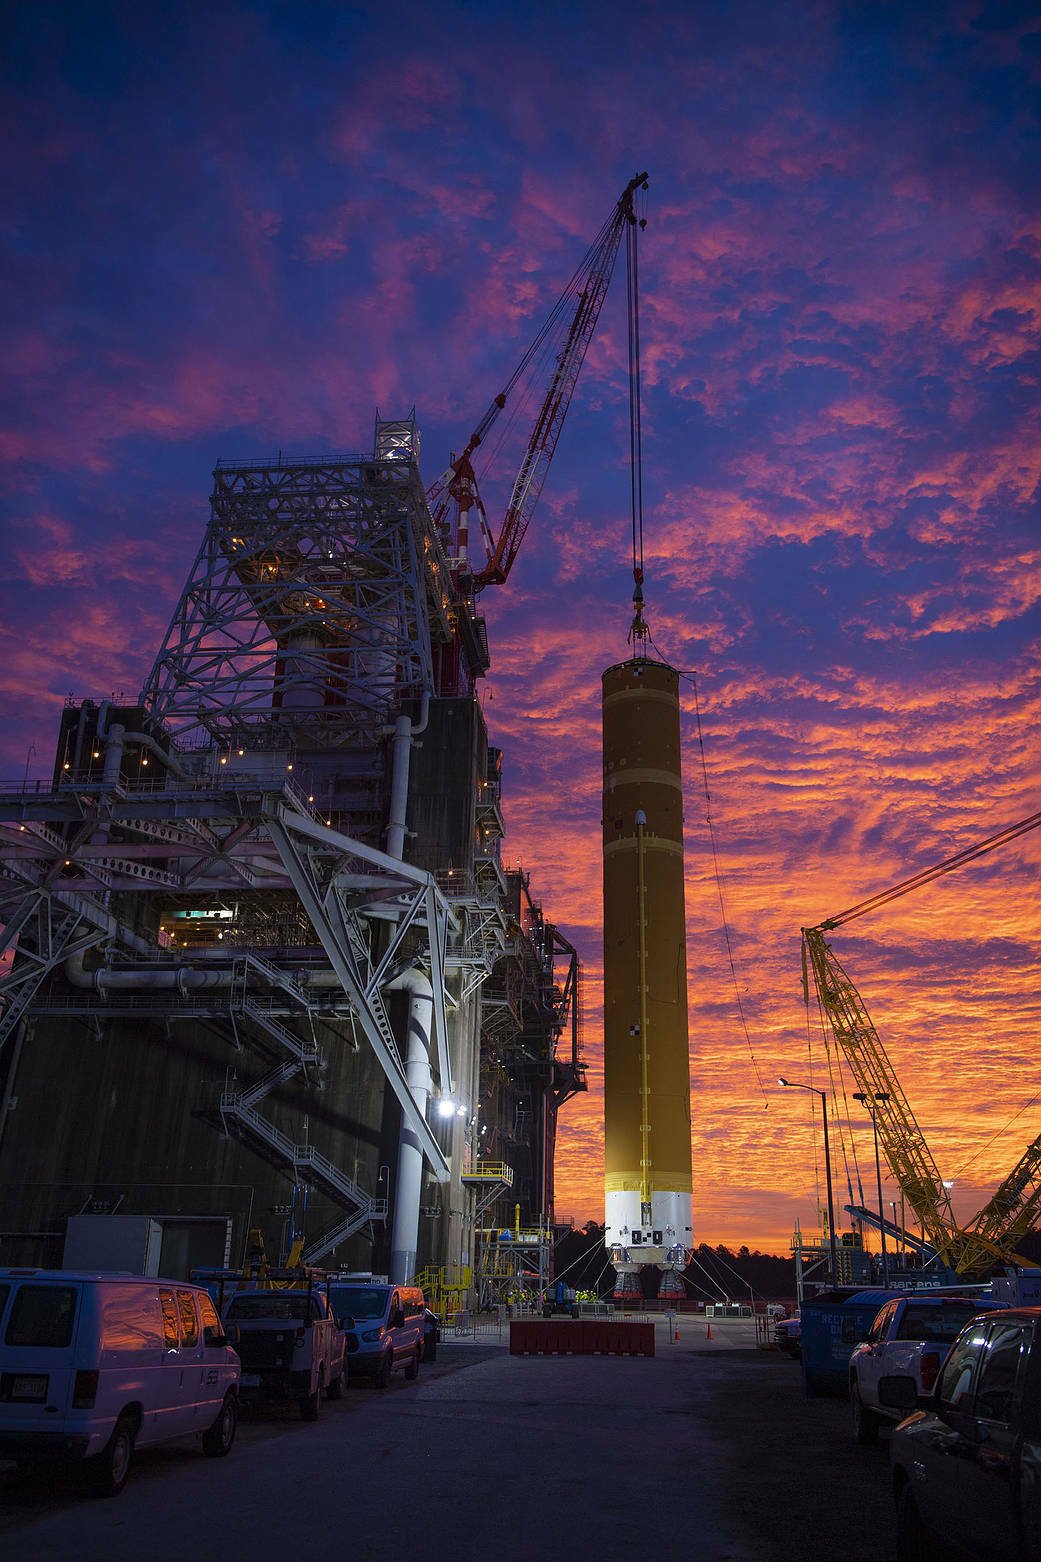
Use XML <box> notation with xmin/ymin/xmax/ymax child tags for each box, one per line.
<box><xmin>327</xmin><ymin>1281</ymin><xmax>425</xmax><ymax>1388</ymax></box>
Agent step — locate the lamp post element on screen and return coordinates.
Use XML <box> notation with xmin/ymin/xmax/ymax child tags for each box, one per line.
<box><xmin>779</xmin><ymin>1078</ymin><xmax>839</xmax><ymax>1289</ymax></box>
<box><xmin>853</xmin><ymin>1091</ymin><xmax>891</xmax><ymax>1288</ymax></box>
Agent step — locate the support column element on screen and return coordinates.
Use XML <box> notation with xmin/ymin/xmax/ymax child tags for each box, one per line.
<box><xmin>387</xmin><ymin>967</ymin><xmax>434</xmax><ymax>1284</ymax></box>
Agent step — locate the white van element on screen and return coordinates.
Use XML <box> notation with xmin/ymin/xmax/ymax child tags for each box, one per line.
<box><xmin>0</xmin><ymin>1269</ymin><xmax>240</xmax><ymax>1495</ymax></box>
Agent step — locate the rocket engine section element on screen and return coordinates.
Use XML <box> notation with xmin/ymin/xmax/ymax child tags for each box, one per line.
<box><xmin>602</xmin><ymin>656</ymin><xmax>693</xmax><ymax>1293</ymax></box>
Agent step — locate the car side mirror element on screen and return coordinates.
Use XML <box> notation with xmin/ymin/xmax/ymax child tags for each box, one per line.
<box><xmin>878</xmin><ymin>1375</ymin><xmax>919</xmax><ymax>1413</ymax></box>
<box><xmin>339</xmin><ymin>1315</ymin><xmax>355</xmax><ymax>1331</ymax></box>
<box><xmin>391</xmin><ymin>1309</ymin><xmax>404</xmax><ymax>1328</ymax></box>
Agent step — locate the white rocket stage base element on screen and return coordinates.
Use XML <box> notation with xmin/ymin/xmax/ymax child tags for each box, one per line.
<box><xmin>605</xmin><ymin>1188</ymin><xmax>692</xmax><ymax>1268</ymax></box>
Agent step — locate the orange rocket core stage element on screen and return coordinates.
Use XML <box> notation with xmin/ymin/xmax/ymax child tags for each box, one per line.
<box><xmin>602</xmin><ymin>656</ymin><xmax>693</xmax><ymax>1261</ymax></box>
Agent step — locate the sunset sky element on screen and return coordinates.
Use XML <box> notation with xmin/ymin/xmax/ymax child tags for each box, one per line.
<box><xmin>2</xmin><ymin>2</ymin><xmax>1038</xmax><ymax>1253</ymax></box>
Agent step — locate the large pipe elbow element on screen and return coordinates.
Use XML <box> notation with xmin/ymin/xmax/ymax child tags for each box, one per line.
<box><xmin>384</xmin><ymin>964</ymin><xmax>434</xmax><ymax>1000</ymax></box>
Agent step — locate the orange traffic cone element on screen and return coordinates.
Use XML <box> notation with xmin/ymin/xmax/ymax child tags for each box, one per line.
<box><xmin>706</xmin><ymin>1321</ymin><xmax>712</xmax><ymax>1341</ymax></box>
<box><xmin>674</xmin><ymin>1323</ymin><xmax>680</xmax><ymax>1342</ymax></box>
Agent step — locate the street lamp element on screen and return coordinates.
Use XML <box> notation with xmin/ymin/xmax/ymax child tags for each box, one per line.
<box><xmin>779</xmin><ymin>1078</ymin><xmax>839</xmax><ymax>1288</ymax></box>
<box><xmin>853</xmin><ymin>1091</ymin><xmax>891</xmax><ymax>1288</ymax></box>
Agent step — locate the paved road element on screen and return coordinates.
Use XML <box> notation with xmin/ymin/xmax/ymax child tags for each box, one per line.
<box><xmin>0</xmin><ymin>1321</ymin><xmax>896</xmax><ymax>1562</ymax></box>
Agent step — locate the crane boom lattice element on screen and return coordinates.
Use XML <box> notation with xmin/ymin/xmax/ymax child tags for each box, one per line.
<box><xmin>427</xmin><ymin>173</ymin><xmax>648</xmax><ymax>592</ymax></box>
<box><xmin>802</xmin><ymin>928</ymin><xmax>960</xmax><ymax>1259</ymax></box>
<box><xmin>803</xmin><ymin>805</ymin><xmax>1041</xmax><ymax>1276</ymax></box>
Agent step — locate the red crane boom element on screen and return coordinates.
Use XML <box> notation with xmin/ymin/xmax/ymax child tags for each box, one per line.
<box><xmin>428</xmin><ymin>173</ymin><xmax>648</xmax><ymax>592</ymax></box>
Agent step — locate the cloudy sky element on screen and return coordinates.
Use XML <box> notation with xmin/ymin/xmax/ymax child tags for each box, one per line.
<box><xmin>2</xmin><ymin>1</ymin><xmax>1038</xmax><ymax>1252</ymax></box>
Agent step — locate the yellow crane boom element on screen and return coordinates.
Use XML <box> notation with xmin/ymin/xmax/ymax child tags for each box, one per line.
<box><xmin>803</xmin><ymin>922</ymin><xmax>1036</xmax><ymax>1277</ymax></box>
<box><xmin>801</xmin><ymin>810</ymin><xmax>1041</xmax><ymax>1277</ymax></box>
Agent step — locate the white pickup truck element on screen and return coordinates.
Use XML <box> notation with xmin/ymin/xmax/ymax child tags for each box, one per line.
<box><xmin>222</xmin><ymin>1287</ymin><xmax>346</xmax><ymax>1421</ymax></box>
<box><xmin>848</xmin><ymin>1293</ymin><xmax>1003</xmax><ymax>1444</ymax></box>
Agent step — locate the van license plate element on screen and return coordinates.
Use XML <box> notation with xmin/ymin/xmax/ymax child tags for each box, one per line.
<box><xmin>10</xmin><ymin>1375</ymin><xmax>48</xmax><ymax>1401</ymax></box>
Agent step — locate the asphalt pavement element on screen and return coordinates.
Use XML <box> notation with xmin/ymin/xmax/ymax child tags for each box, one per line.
<box><xmin>0</xmin><ymin>1317</ymin><xmax>897</xmax><ymax>1562</ymax></box>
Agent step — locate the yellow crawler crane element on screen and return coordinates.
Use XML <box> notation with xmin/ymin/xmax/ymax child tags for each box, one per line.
<box><xmin>960</xmin><ymin>1132</ymin><xmax>1041</xmax><ymax>1273</ymax></box>
<box><xmin>801</xmin><ymin>808</ymin><xmax>1041</xmax><ymax>1278</ymax></box>
<box><xmin>802</xmin><ymin>928</ymin><xmax>1034</xmax><ymax>1275</ymax></box>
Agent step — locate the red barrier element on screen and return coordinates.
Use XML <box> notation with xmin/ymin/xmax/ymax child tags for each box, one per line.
<box><xmin>509</xmin><ymin>1320</ymin><xmax>654</xmax><ymax>1357</ymax></box>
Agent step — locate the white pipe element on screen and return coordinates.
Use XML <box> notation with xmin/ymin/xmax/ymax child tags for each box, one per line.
<box><xmin>383</xmin><ymin>693</ymin><xmax>429</xmax><ymax>860</ymax></box>
<box><xmin>411</xmin><ymin>691</ymin><xmax>431</xmax><ymax>737</ymax></box>
<box><xmin>385</xmin><ymin>966</ymin><xmax>433</xmax><ymax>1284</ymax></box>
<box><xmin>96</xmin><ymin>701</ymin><xmax>196</xmax><ymax>784</ymax></box>
<box><xmin>64</xmin><ymin>949</ymin><xmax>230</xmax><ymax>992</ymax></box>
<box><xmin>102</xmin><ymin>723</ymin><xmax>125</xmax><ymax>786</ymax></box>
<box><xmin>385</xmin><ymin>716</ymin><xmax>413</xmax><ymax>861</ymax></box>
<box><xmin>62</xmin><ymin>949</ymin><xmax>351</xmax><ymax>993</ymax></box>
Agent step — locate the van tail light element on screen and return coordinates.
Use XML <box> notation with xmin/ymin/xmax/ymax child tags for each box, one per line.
<box><xmin>72</xmin><ymin>1370</ymin><xmax>99</xmax><ymax>1408</ymax></box>
<box><xmin>920</xmin><ymin>1351</ymin><xmax>941</xmax><ymax>1393</ymax></box>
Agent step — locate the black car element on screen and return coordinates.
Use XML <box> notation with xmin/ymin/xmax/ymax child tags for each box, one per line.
<box><xmin>882</xmin><ymin>1306</ymin><xmax>1041</xmax><ymax>1561</ymax></box>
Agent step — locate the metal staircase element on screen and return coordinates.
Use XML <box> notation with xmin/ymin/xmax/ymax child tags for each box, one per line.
<box><xmin>462</xmin><ymin>1159</ymin><xmax>515</xmax><ymax>1220</ymax></box>
<box><xmin>239</xmin><ymin>997</ymin><xmax>321</xmax><ymax>1066</ymax></box>
<box><xmin>218</xmin><ymin>1092</ymin><xmax>385</xmax><ymax>1263</ymax></box>
<box><xmin>233</xmin><ymin>1059</ymin><xmax>303</xmax><ymax>1110</ymax></box>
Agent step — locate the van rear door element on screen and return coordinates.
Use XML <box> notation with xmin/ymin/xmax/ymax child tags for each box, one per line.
<box><xmin>0</xmin><ymin>1280</ymin><xmax>80</xmax><ymax>1430</ymax></box>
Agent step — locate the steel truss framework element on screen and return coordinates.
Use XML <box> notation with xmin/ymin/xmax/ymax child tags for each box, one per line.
<box><xmin>0</xmin><ymin>769</ymin><xmax>460</xmax><ymax>1262</ymax></box>
<box><xmin>143</xmin><ymin>431</ymin><xmax>455</xmax><ymax>752</ymax></box>
<box><xmin>0</xmin><ymin>420</ymin><xmax>587</xmax><ymax>1279</ymax></box>
<box><xmin>473</xmin><ymin>1222</ymin><xmax>552</xmax><ymax>1313</ymax></box>
<box><xmin>804</xmin><ymin>928</ymin><xmax>1040</xmax><ymax>1276</ymax></box>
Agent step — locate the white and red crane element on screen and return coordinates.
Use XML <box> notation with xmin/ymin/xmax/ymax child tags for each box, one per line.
<box><xmin>428</xmin><ymin>172</ymin><xmax>649</xmax><ymax>625</ymax></box>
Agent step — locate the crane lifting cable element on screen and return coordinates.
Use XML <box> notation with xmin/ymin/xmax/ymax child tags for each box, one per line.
<box><xmin>626</xmin><ymin>183</ymin><xmax>649</xmax><ymax>649</ymax></box>
<box><xmin>427</xmin><ymin>173</ymin><xmax>649</xmax><ymax>593</ymax></box>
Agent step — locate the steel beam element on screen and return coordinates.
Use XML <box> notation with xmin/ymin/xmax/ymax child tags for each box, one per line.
<box><xmin>264</xmin><ymin>810</ymin><xmax>450</xmax><ymax>1182</ymax></box>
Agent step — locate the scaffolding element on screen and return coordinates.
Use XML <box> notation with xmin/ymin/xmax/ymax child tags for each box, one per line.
<box><xmin>0</xmin><ymin>415</ymin><xmax>583</xmax><ymax>1283</ymax></box>
<box><xmin>474</xmin><ymin>1216</ymin><xmax>553</xmax><ymax>1313</ymax></box>
<box><xmin>0</xmin><ymin>420</ymin><xmax>462</xmax><ymax>1269</ymax></box>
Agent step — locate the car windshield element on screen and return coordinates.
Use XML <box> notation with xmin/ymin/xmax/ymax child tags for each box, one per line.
<box><xmin>330</xmin><ymin>1286</ymin><xmax>388</xmax><ymax>1320</ymax></box>
<box><xmin>897</xmin><ymin>1304</ymin><xmax>984</xmax><ymax>1343</ymax></box>
<box><xmin>226</xmin><ymin>1294</ymin><xmax>310</xmax><ymax>1321</ymax></box>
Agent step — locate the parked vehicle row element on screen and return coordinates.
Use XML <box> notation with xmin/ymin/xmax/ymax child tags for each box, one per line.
<box><xmin>327</xmin><ymin>1280</ymin><xmax>427</xmax><ymax>1387</ymax></box>
<box><xmin>773</xmin><ymin>1313</ymin><xmax>801</xmax><ymax>1357</ymax></box>
<box><xmin>0</xmin><ymin>1267</ymin><xmax>443</xmax><ymax>1499</ymax></box>
<box><xmin>223</xmin><ymin>1285</ymin><xmax>346</xmax><ymax>1420</ymax></box>
<box><xmin>788</xmin><ymin>1284</ymin><xmax>1041</xmax><ymax>1560</ymax></box>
